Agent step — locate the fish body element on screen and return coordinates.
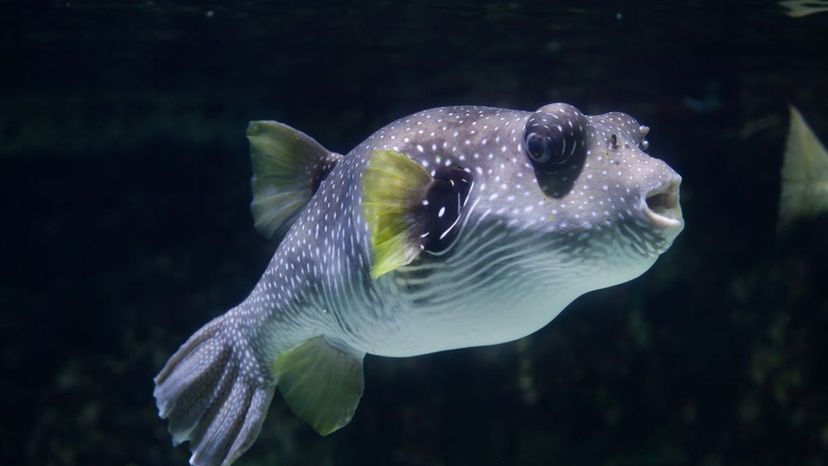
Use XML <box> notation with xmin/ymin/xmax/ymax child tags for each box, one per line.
<box><xmin>154</xmin><ymin>103</ymin><xmax>684</xmax><ymax>466</ymax></box>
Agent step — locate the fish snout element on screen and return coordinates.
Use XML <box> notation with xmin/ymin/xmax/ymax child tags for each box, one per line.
<box><xmin>642</xmin><ymin>174</ymin><xmax>684</xmax><ymax>231</ymax></box>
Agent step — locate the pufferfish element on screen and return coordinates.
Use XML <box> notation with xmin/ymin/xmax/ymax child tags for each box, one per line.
<box><xmin>154</xmin><ymin>102</ymin><xmax>684</xmax><ymax>466</ymax></box>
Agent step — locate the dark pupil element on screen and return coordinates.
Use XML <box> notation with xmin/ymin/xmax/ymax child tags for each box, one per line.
<box><xmin>526</xmin><ymin>133</ymin><xmax>547</xmax><ymax>162</ymax></box>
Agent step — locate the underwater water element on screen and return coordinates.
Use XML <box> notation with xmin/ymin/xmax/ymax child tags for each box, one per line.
<box><xmin>2</xmin><ymin>1</ymin><xmax>828</xmax><ymax>465</ymax></box>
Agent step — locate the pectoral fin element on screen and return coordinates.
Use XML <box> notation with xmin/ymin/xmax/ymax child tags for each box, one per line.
<box><xmin>272</xmin><ymin>336</ymin><xmax>365</xmax><ymax>436</ymax></box>
<box><xmin>362</xmin><ymin>149</ymin><xmax>475</xmax><ymax>278</ymax></box>
<box><xmin>362</xmin><ymin>149</ymin><xmax>433</xmax><ymax>278</ymax></box>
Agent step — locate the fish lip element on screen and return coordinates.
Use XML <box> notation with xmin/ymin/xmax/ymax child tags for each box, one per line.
<box><xmin>642</xmin><ymin>178</ymin><xmax>684</xmax><ymax>230</ymax></box>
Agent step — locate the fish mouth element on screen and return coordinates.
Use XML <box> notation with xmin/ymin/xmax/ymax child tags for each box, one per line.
<box><xmin>643</xmin><ymin>179</ymin><xmax>683</xmax><ymax>230</ymax></box>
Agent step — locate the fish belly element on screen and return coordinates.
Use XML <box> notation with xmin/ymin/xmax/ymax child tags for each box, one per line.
<box><xmin>343</xmin><ymin>288</ymin><xmax>577</xmax><ymax>357</ymax></box>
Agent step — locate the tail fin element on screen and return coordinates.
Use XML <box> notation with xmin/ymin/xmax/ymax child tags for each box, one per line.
<box><xmin>778</xmin><ymin>105</ymin><xmax>828</xmax><ymax>232</ymax></box>
<box><xmin>153</xmin><ymin>316</ymin><xmax>275</xmax><ymax>466</ymax></box>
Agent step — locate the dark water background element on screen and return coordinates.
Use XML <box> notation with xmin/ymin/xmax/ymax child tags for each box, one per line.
<box><xmin>2</xmin><ymin>1</ymin><xmax>828</xmax><ymax>465</ymax></box>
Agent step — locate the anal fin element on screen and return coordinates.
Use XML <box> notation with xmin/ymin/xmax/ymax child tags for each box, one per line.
<box><xmin>272</xmin><ymin>336</ymin><xmax>365</xmax><ymax>436</ymax></box>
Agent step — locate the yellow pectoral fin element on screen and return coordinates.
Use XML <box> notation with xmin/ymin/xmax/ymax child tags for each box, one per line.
<box><xmin>362</xmin><ymin>149</ymin><xmax>433</xmax><ymax>278</ymax></box>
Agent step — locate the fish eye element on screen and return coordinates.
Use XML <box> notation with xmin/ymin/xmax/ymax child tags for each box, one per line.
<box><xmin>523</xmin><ymin>127</ymin><xmax>569</xmax><ymax>166</ymax></box>
<box><xmin>523</xmin><ymin>104</ymin><xmax>587</xmax><ymax>170</ymax></box>
<box><xmin>640</xmin><ymin>139</ymin><xmax>649</xmax><ymax>151</ymax></box>
<box><xmin>525</xmin><ymin>133</ymin><xmax>549</xmax><ymax>163</ymax></box>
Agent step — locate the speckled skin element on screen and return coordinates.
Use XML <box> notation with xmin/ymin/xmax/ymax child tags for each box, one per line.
<box><xmin>236</xmin><ymin>105</ymin><xmax>681</xmax><ymax>363</ymax></box>
<box><xmin>154</xmin><ymin>103</ymin><xmax>684</xmax><ymax>466</ymax></box>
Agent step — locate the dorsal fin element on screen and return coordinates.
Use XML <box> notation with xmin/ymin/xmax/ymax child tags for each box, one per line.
<box><xmin>247</xmin><ymin>121</ymin><xmax>343</xmax><ymax>240</ymax></box>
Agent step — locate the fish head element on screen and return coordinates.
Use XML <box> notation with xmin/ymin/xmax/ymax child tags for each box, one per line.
<box><xmin>465</xmin><ymin>103</ymin><xmax>684</xmax><ymax>291</ymax></box>
<box><xmin>357</xmin><ymin>103</ymin><xmax>685</xmax><ymax>348</ymax></box>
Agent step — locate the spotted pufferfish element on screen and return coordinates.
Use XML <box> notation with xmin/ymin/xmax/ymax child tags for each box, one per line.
<box><xmin>154</xmin><ymin>102</ymin><xmax>684</xmax><ymax>466</ymax></box>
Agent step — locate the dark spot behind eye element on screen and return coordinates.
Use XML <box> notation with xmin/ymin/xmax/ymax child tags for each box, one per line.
<box><xmin>610</xmin><ymin>133</ymin><xmax>618</xmax><ymax>150</ymax></box>
<box><xmin>418</xmin><ymin>166</ymin><xmax>473</xmax><ymax>253</ymax></box>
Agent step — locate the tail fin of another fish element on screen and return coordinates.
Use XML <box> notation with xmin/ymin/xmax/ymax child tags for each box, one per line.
<box><xmin>778</xmin><ymin>105</ymin><xmax>828</xmax><ymax>231</ymax></box>
<box><xmin>153</xmin><ymin>315</ymin><xmax>275</xmax><ymax>466</ymax></box>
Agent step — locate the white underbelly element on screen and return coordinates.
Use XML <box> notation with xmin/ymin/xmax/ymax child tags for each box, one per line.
<box><xmin>344</xmin><ymin>283</ymin><xmax>579</xmax><ymax>357</ymax></box>
<box><xmin>337</xmin><ymin>253</ymin><xmax>655</xmax><ymax>357</ymax></box>
<box><xmin>328</xmin><ymin>215</ymin><xmax>660</xmax><ymax>357</ymax></box>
